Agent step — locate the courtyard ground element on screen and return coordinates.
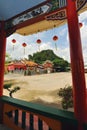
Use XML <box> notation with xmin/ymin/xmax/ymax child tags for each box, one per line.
<box><xmin>4</xmin><ymin>72</ymin><xmax>87</xmax><ymax>110</ymax></box>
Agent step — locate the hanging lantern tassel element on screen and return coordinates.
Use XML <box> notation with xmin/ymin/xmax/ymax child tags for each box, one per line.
<box><xmin>36</xmin><ymin>39</ymin><xmax>41</xmax><ymax>51</ymax></box>
<box><xmin>12</xmin><ymin>39</ymin><xmax>16</xmax><ymax>50</ymax></box>
<box><xmin>55</xmin><ymin>42</ymin><xmax>57</xmax><ymax>51</ymax></box>
<box><xmin>22</xmin><ymin>43</ymin><xmax>27</xmax><ymax>55</ymax></box>
<box><xmin>53</xmin><ymin>35</ymin><xmax>58</xmax><ymax>50</ymax></box>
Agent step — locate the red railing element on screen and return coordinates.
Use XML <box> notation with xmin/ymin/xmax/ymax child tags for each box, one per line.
<box><xmin>0</xmin><ymin>96</ymin><xmax>86</xmax><ymax>130</ymax></box>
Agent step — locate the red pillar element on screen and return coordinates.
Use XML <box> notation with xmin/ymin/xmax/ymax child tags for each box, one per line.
<box><xmin>66</xmin><ymin>0</ymin><xmax>87</xmax><ymax>124</ymax></box>
<box><xmin>0</xmin><ymin>21</ymin><xmax>6</xmax><ymax>123</ymax></box>
<box><xmin>0</xmin><ymin>21</ymin><xmax>6</xmax><ymax>96</ymax></box>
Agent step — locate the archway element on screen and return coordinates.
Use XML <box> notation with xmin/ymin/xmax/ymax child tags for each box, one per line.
<box><xmin>0</xmin><ymin>0</ymin><xmax>87</xmax><ymax>129</ymax></box>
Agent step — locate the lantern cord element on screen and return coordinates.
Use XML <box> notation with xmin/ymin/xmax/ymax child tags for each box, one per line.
<box><xmin>37</xmin><ymin>30</ymin><xmax>40</xmax><ymax>52</ymax></box>
<box><xmin>13</xmin><ymin>45</ymin><xmax>14</xmax><ymax>51</ymax></box>
<box><xmin>55</xmin><ymin>43</ymin><xmax>57</xmax><ymax>51</ymax></box>
<box><xmin>38</xmin><ymin>44</ymin><xmax>40</xmax><ymax>52</ymax></box>
<box><xmin>24</xmin><ymin>48</ymin><xmax>25</xmax><ymax>55</ymax></box>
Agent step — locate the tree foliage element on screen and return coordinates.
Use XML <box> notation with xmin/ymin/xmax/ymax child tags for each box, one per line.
<box><xmin>53</xmin><ymin>59</ymin><xmax>69</xmax><ymax>71</ymax></box>
<box><xmin>58</xmin><ymin>85</ymin><xmax>73</xmax><ymax>109</ymax></box>
<box><xmin>4</xmin><ymin>83</ymin><xmax>20</xmax><ymax>98</ymax></box>
<box><xmin>5</xmin><ymin>53</ymin><xmax>12</xmax><ymax>64</ymax></box>
<box><xmin>28</xmin><ymin>49</ymin><xmax>70</xmax><ymax>71</ymax></box>
<box><xmin>28</xmin><ymin>50</ymin><xmax>59</xmax><ymax>63</ymax></box>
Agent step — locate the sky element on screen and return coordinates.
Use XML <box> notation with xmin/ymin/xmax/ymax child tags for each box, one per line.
<box><xmin>6</xmin><ymin>11</ymin><xmax>87</xmax><ymax>65</ymax></box>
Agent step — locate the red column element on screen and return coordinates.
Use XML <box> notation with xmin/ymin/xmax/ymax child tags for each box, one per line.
<box><xmin>66</xmin><ymin>0</ymin><xmax>87</xmax><ymax>123</ymax></box>
<box><xmin>0</xmin><ymin>21</ymin><xmax>6</xmax><ymax>96</ymax></box>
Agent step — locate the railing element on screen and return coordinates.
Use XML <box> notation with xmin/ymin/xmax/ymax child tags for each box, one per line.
<box><xmin>0</xmin><ymin>96</ymin><xmax>87</xmax><ymax>130</ymax></box>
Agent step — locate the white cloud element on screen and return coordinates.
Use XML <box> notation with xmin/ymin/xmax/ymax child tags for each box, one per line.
<box><xmin>59</xmin><ymin>25</ymin><xmax>67</xmax><ymax>37</ymax></box>
<box><xmin>54</xmin><ymin>47</ymin><xmax>70</xmax><ymax>62</ymax></box>
<box><xmin>79</xmin><ymin>13</ymin><xmax>87</xmax><ymax>67</ymax></box>
<box><xmin>79</xmin><ymin>11</ymin><xmax>87</xmax><ymax>22</ymax></box>
<box><xmin>40</xmin><ymin>42</ymin><xmax>52</xmax><ymax>50</ymax></box>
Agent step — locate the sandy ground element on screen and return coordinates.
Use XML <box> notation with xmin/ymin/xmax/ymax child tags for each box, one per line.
<box><xmin>3</xmin><ymin>72</ymin><xmax>87</xmax><ymax>110</ymax></box>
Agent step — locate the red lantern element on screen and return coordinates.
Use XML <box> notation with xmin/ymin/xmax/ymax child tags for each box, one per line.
<box><xmin>36</xmin><ymin>39</ymin><xmax>41</xmax><ymax>51</ymax></box>
<box><xmin>22</xmin><ymin>43</ymin><xmax>27</xmax><ymax>47</ymax></box>
<box><xmin>79</xmin><ymin>22</ymin><xmax>83</xmax><ymax>28</ymax></box>
<box><xmin>22</xmin><ymin>43</ymin><xmax>27</xmax><ymax>55</ymax></box>
<box><xmin>12</xmin><ymin>39</ymin><xmax>16</xmax><ymax>43</ymax></box>
<box><xmin>12</xmin><ymin>39</ymin><xmax>16</xmax><ymax>50</ymax></box>
<box><xmin>36</xmin><ymin>39</ymin><xmax>41</xmax><ymax>44</ymax></box>
<box><xmin>53</xmin><ymin>35</ymin><xmax>58</xmax><ymax>50</ymax></box>
<box><xmin>53</xmin><ymin>35</ymin><xmax>58</xmax><ymax>41</ymax></box>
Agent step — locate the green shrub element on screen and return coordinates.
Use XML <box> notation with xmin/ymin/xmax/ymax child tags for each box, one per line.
<box><xmin>4</xmin><ymin>83</ymin><xmax>20</xmax><ymax>98</ymax></box>
<box><xmin>58</xmin><ymin>85</ymin><xmax>73</xmax><ymax>109</ymax></box>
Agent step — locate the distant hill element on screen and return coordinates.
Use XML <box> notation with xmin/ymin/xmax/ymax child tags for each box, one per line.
<box><xmin>28</xmin><ymin>49</ymin><xmax>70</xmax><ymax>71</ymax></box>
<box><xmin>28</xmin><ymin>50</ymin><xmax>63</xmax><ymax>63</ymax></box>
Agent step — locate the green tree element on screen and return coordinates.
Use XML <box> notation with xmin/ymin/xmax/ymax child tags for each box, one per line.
<box><xmin>58</xmin><ymin>85</ymin><xmax>73</xmax><ymax>109</ymax></box>
<box><xmin>4</xmin><ymin>83</ymin><xmax>20</xmax><ymax>98</ymax></box>
<box><xmin>53</xmin><ymin>59</ymin><xmax>69</xmax><ymax>71</ymax></box>
<box><xmin>28</xmin><ymin>49</ymin><xmax>67</xmax><ymax>62</ymax></box>
<box><xmin>5</xmin><ymin>53</ymin><xmax>12</xmax><ymax>64</ymax></box>
<box><xmin>28</xmin><ymin>49</ymin><xmax>70</xmax><ymax>71</ymax></box>
<box><xmin>28</xmin><ymin>55</ymin><xmax>33</xmax><ymax>60</ymax></box>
